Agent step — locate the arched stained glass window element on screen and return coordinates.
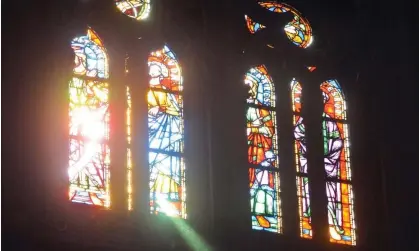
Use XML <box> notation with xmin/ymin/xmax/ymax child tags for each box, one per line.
<box><xmin>115</xmin><ymin>0</ymin><xmax>151</xmax><ymax>20</ymax></box>
<box><xmin>69</xmin><ymin>28</ymin><xmax>110</xmax><ymax>207</ymax></box>
<box><xmin>257</xmin><ymin>2</ymin><xmax>313</xmax><ymax>48</ymax></box>
<box><xmin>147</xmin><ymin>45</ymin><xmax>186</xmax><ymax>218</ymax></box>
<box><xmin>320</xmin><ymin>80</ymin><xmax>356</xmax><ymax>245</ymax></box>
<box><xmin>246</xmin><ymin>65</ymin><xmax>282</xmax><ymax>233</ymax></box>
<box><xmin>291</xmin><ymin>79</ymin><xmax>312</xmax><ymax>239</ymax></box>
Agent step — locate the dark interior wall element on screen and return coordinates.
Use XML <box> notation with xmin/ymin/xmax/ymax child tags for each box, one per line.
<box><xmin>3</xmin><ymin>0</ymin><xmax>417</xmax><ymax>250</ymax></box>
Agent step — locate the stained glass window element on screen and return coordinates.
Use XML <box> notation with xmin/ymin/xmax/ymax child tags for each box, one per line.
<box><xmin>115</xmin><ymin>0</ymin><xmax>151</xmax><ymax>20</ymax></box>
<box><xmin>69</xmin><ymin>28</ymin><xmax>110</xmax><ymax>207</ymax></box>
<box><xmin>148</xmin><ymin>45</ymin><xmax>186</xmax><ymax>218</ymax></box>
<box><xmin>291</xmin><ymin>79</ymin><xmax>312</xmax><ymax>239</ymax></box>
<box><xmin>258</xmin><ymin>2</ymin><xmax>313</xmax><ymax>48</ymax></box>
<box><xmin>127</xmin><ymin>85</ymin><xmax>133</xmax><ymax>210</ymax></box>
<box><xmin>321</xmin><ymin>80</ymin><xmax>356</xmax><ymax>245</ymax></box>
<box><xmin>126</xmin><ymin>55</ymin><xmax>133</xmax><ymax>210</ymax></box>
<box><xmin>245</xmin><ymin>15</ymin><xmax>266</xmax><ymax>34</ymax></box>
<box><xmin>246</xmin><ymin>65</ymin><xmax>282</xmax><ymax>233</ymax></box>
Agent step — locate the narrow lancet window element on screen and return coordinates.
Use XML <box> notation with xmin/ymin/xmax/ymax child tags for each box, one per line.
<box><xmin>246</xmin><ymin>65</ymin><xmax>282</xmax><ymax>233</ymax></box>
<box><xmin>321</xmin><ymin>80</ymin><xmax>356</xmax><ymax>245</ymax></box>
<box><xmin>69</xmin><ymin>28</ymin><xmax>110</xmax><ymax>207</ymax></box>
<box><xmin>147</xmin><ymin>45</ymin><xmax>186</xmax><ymax>218</ymax></box>
<box><xmin>291</xmin><ymin>79</ymin><xmax>312</xmax><ymax>238</ymax></box>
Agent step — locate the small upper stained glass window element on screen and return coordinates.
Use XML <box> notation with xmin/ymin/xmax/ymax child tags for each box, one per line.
<box><xmin>116</xmin><ymin>0</ymin><xmax>151</xmax><ymax>20</ymax></box>
<box><xmin>245</xmin><ymin>15</ymin><xmax>266</xmax><ymax>34</ymax></box>
<box><xmin>254</xmin><ymin>2</ymin><xmax>313</xmax><ymax>48</ymax></box>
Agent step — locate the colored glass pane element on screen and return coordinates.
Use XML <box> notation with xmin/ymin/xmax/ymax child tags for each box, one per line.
<box><xmin>321</xmin><ymin>80</ymin><xmax>347</xmax><ymax>120</ymax></box>
<box><xmin>250</xmin><ymin>168</ymin><xmax>281</xmax><ymax>232</ymax></box>
<box><xmin>321</xmin><ymin>80</ymin><xmax>356</xmax><ymax>245</ymax></box>
<box><xmin>291</xmin><ymin>79</ymin><xmax>312</xmax><ymax>238</ymax></box>
<box><xmin>258</xmin><ymin>2</ymin><xmax>313</xmax><ymax>48</ymax></box>
<box><xmin>148</xmin><ymin>45</ymin><xmax>186</xmax><ymax>218</ymax></box>
<box><xmin>69</xmin><ymin>29</ymin><xmax>110</xmax><ymax>207</ymax></box>
<box><xmin>245</xmin><ymin>15</ymin><xmax>266</xmax><ymax>34</ymax></box>
<box><xmin>72</xmin><ymin>29</ymin><xmax>109</xmax><ymax>79</ymax></box>
<box><xmin>307</xmin><ymin>66</ymin><xmax>317</xmax><ymax>72</ymax></box>
<box><xmin>245</xmin><ymin>65</ymin><xmax>282</xmax><ymax>233</ymax></box>
<box><xmin>116</xmin><ymin>0</ymin><xmax>151</xmax><ymax>20</ymax></box>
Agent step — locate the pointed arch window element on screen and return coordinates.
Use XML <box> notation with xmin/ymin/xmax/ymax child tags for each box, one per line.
<box><xmin>147</xmin><ymin>45</ymin><xmax>186</xmax><ymax>218</ymax></box>
<box><xmin>321</xmin><ymin>80</ymin><xmax>356</xmax><ymax>245</ymax></box>
<box><xmin>246</xmin><ymin>65</ymin><xmax>282</xmax><ymax>233</ymax></box>
<box><xmin>291</xmin><ymin>79</ymin><xmax>312</xmax><ymax>238</ymax></box>
<box><xmin>69</xmin><ymin>28</ymin><xmax>111</xmax><ymax>207</ymax></box>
